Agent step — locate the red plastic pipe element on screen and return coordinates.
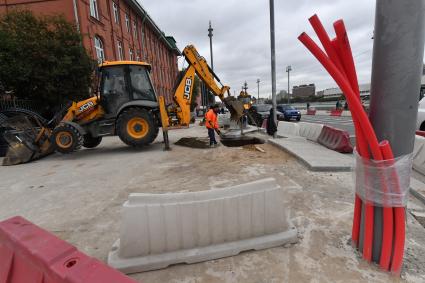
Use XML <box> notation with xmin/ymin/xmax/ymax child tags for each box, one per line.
<box><xmin>332</xmin><ymin>20</ymin><xmax>370</xmax><ymax>248</ymax></box>
<box><xmin>298</xmin><ymin>32</ymin><xmax>384</xmax><ymax>262</ymax></box>
<box><xmin>309</xmin><ymin>15</ymin><xmax>346</xmax><ymax>78</ymax></box>
<box><xmin>301</xmin><ymin>16</ymin><xmax>406</xmax><ymax>273</ymax></box>
<box><xmin>334</xmin><ymin>20</ymin><xmax>394</xmax><ymax>269</ymax></box>
<box><xmin>380</xmin><ymin>143</ymin><xmax>405</xmax><ymax>274</ymax></box>
<box><xmin>302</xmin><ymin>18</ymin><xmax>376</xmax><ymax>260</ymax></box>
<box><xmin>378</xmin><ymin>141</ymin><xmax>395</xmax><ymax>270</ymax></box>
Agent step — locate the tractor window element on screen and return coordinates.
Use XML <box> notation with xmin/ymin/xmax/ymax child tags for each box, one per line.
<box><xmin>100</xmin><ymin>66</ymin><xmax>130</xmax><ymax>114</ymax></box>
<box><xmin>129</xmin><ymin>65</ymin><xmax>156</xmax><ymax>102</ymax></box>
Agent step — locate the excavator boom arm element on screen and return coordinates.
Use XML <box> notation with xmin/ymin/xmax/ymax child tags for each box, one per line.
<box><xmin>182</xmin><ymin>45</ymin><xmax>230</xmax><ymax>101</ymax></box>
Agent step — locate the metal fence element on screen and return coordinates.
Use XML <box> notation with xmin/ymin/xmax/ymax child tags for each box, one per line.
<box><xmin>0</xmin><ymin>97</ymin><xmax>42</xmax><ymax>113</ymax></box>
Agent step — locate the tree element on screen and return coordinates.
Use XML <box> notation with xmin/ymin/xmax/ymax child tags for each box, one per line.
<box><xmin>0</xmin><ymin>10</ymin><xmax>95</xmax><ymax>115</ymax></box>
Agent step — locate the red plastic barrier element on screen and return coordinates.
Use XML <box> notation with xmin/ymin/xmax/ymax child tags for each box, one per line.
<box><xmin>416</xmin><ymin>130</ymin><xmax>425</xmax><ymax>137</ymax></box>
<box><xmin>330</xmin><ymin>108</ymin><xmax>343</xmax><ymax>116</ymax></box>
<box><xmin>0</xmin><ymin>216</ymin><xmax>137</xmax><ymax>283</ymax></box>
<box><xmin>307</xmin><ymin>109</ymin><xmax>316</xmax><ymax>115</ymax></box>
<box><xmin>317</xmin><ymin>125</ymin><xmax>353</xmax><ymax>153</ymax></box>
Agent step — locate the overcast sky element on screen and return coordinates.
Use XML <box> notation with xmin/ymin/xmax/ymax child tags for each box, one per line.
<box><xmin>141</xmin><ymin>0</ymin><xmax>377</xmax><ymax>98</ymax></box>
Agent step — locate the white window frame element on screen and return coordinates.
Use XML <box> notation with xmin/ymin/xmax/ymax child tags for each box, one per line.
<box><xmin>117</xmin><ymin>41</ymin><xmax>124</xmax><ymax>60</ymax></box>
<box><xmin>133</xmin><ymin>21</ymin><xmax>137</xmax><ymax>39</ymax></box>
<box><xmin>89</xmin><ymin>0</ymin><xmax>99</xmax><ymax>19</ymax></box>
<box><xmin>129</xmin><ymin>48</ymin><xmax>134</xmax><ymax>61</ymax></box>
<box><xmin>94</xmin><ymin>36</ymin><xmax>105</xmax><ymax>62</ymax></box>
<box><xmin>112</xmin><ymin>2</ymin><xmax>119</xmax><ymax>24</ymax></box>
<box><xmin>125</xmin><ymin>13</ymin><xmax>130</xmax><ymax>32</ymax></box>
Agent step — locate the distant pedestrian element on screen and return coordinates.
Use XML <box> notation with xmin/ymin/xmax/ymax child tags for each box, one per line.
<box><xmin>205</xmin><ymin>104</ymin><xmax>221</xmax><ymax>147</ymax></box>
<box><xmin>336</xmin><ymin>100</ymin><xmax>341</xmax><ymax>109</ymax></box>
<box><xmin>266</xmin><ymin>108</ymin><xmax>277</xmax><ymax>136</ymax></box>
<box><xmin>307</xmin><ymin>102</ymin><xmax>310</xmax><ymax>109</ymax></box>
<box><xmin>344</xmin><ymin>102</ymin><xmax>348</xmax><ymax>110</ymax></box>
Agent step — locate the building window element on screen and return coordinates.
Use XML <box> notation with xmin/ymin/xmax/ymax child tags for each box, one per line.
<box><xmin>133</xmin><ymin>21</ymin><xmax>137</xmax><ymax>39</ymax></box>
<box><xmin>94</xmin><ymin>36</ymin><xmax>105</xmax><ymax>62</ymax></box>
<box><xmin>125</xmin><ymin>13</ymin><xmax>130</xmax><ymax>32</ymax></box>
<box><xmin>117</xmin><ymin>41</ymin><xmax>123</xmax><ymax>60</ymax></box>
<box><xmin>129</xmin><ymin>48</ymin><xmax>134</xmax><ymax>60</ymax></box>
<box><xmin>112</xmin><ymin>2</ymin><xmax>119</xmax><ymax>24</ymax></box>
<box><xmin>89</xmin><ymin>0</ymin><xmax>99</xmax><ymax>19</ymax></box>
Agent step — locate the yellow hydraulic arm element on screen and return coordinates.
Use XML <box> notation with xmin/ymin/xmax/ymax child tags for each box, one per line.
<box><xmin>159</xmin><ymin>45</ymin><xmax>242</xmax><ymax>131</ymax></box>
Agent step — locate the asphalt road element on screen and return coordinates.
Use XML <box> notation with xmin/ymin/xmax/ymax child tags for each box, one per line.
<box><xmin>300</xmin><ymin>114</ymin><xmax>355</xmax><ymax>135</ymax></box>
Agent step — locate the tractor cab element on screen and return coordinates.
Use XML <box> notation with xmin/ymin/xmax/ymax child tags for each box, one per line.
<box><xmin>98</xmin><ymin>61</ymin><xmax>157</xmax><ymax>116</ymax></box>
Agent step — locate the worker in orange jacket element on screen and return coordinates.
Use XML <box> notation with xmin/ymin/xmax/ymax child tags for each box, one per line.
<box><xmin>205</xmin><ymin>104</ymin><xmax>221</xmax><ymax>147</ymax></box>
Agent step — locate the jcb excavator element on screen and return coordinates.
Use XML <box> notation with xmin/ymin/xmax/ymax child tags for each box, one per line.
<box><xmin>1</xmin><ymin>45</ymin><xmax>244</xmax><ymax>165</ymax></box>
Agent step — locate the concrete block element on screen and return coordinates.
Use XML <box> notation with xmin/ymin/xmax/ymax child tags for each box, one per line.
<box><xmin>298</xmin><ymin>122</ymin><xmax>324</xmax><ymax>142</ymax></box>
<box><xmin>108</xmin><ymin>178</ymin><xmax>298</xmax><ymax>274</ymax></box>
<box><xmin>413</xmin><ymin>135</ymin><xmax>425</xmax><ymax>175</ymax></box>
<box><xmin>218</xmin><ymin>113</ymin><xmax>230</xmax><ymax>128</ymax></box>
<box><xmin>277</xmin><ymin>121</ymin><xmax>300</xmax><ymax>137</ymax></box>
<box><xmin>269</xmin><ymin>138</ymin><xmax>353</xmax><ymax>172</ymax></box>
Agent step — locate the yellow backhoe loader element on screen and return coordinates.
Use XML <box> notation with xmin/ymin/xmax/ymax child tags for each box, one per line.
<box><xmin>1</xmin><ymin>45</ymin><xmax>243</xmax><ymax>165</ymax></box>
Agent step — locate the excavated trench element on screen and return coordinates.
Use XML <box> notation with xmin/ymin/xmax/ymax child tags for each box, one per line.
<box><xmin>175</xmin><ymin>134</ymin><xmax>266</xmax><ymax>149</ymax></box>
<box><xmin>219</xmin><ymin>135</ymin><xmax>265</xmax><ymax>147</ymax></box>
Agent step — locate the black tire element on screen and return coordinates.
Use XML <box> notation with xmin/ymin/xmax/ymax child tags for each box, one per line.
<box><xmin>83</xmin><ymin>135</ymin><xmax>102</xmax><ymax>148</ymax></box>
<box><xmin>296</xmin><ymin>117</ymin><xmax>301</xmax><ymax>121</ymax></box>
<box><xmin>116</xmin><ymin>108</ymin><xmax>157</xmax><ymax>147</ymax></box>
<box><xmin>51</xmin><ymin>124</ymin><xmax>83</xmax><ymax>154</ymax></box>
<box><xmin>421</xmin><ymin>121</ymin><xmax>425</xmax><ymax>131</ymax></box>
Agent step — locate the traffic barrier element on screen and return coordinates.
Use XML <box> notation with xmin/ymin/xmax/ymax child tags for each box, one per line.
<box><xmin>416</xmin><ymin>130</ymin><xmax>425</xmax><ymax>137</ymax></box>
<box><xmin>0</xmin><ymin>216</ymin><xmax>136</xmax><ymax>283</ymax></box>
<box><xmin>108</xmin><ymin>178</ymin><xmax>298</xmax><ymax>273</ymax></box>
<box><xmin>317</xmin><ymin>125</ymin><xmax>353</xmax><ymax>153</ymax></box>
<box><xmin>330</xmin><ymin>108</ymin><xmax>343</xmax><ymax>116</ymax></box>
<box><xmin>277</xmin><ymin>121</ymin><xmax>300</xmax><ymax>137</ymax></box>
<box><xmin>298</xmin><ymin>122</ymin><xmax>324</xmax><ymax>142</ymax></box>
<box><xmin>413</xmin><ymin>135</ymin><xmax>425</xmax><ymax>175</ymax></box>
<box><xmin>306</xmin><ymin>109</ymin><xmax>316</xmax><ymax>115</ymax></box>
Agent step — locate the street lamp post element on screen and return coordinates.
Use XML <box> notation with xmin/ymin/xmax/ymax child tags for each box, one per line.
<box><xmin>256</xmin><ymin>79</ymin><xmax>260</xmax><ymax>102</ymax></box>
<box><xmin>242</xmin><ymin>81</ymin><xmax>248</xmax><ymax>93</ymax></box>
<box><xmin>286</xmin><ymin>65</ymin><xmax>292</xmax><ymax>104</ymax></box>
<box><xmin>208</xmin><ymin>21</ymin><xmax>214</xmax><ymax>71</ymax></box>
<box><xmin>269</xmin><ymin>0</ymin><xmax>277</xmax><ymax>136</ymax></box>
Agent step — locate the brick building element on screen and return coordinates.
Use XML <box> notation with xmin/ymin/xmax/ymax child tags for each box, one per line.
<box><xmin>0</xmin><ymin>0</ymin><xmax>181</xmax><ymax>103</ymax></box>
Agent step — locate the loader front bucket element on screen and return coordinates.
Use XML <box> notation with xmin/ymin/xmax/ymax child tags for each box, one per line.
<box><xmin>1</xmin><ymin>115</ymin><xmax>52</xmax><ymax>166</ymax></box>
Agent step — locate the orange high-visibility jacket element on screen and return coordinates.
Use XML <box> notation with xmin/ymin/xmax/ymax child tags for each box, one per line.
<box><xmin>205</xmin><ymin>109</ymin><xmax>219</xmax><ymax>129</ymax></box>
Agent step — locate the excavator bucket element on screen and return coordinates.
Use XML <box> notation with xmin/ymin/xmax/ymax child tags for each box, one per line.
<box><xmin>223</xmin><ymin>96</ymin><xmax>245</xmax><ymax>121</ymax></box>
<box><xmin>1</xmin><ymin>115</ymin><xmax>53</xmax><ymax>166</ymax></box>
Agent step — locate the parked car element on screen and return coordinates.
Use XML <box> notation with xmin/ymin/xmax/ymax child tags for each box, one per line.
<box><xmin>417</xmin><ymin>97</ymin><xmax>425</xmax><ymax>131</ymax></box>
<box><xmin>277</xmin><ymin>104</ymin><xmax>301</xmax><ymax>121</ymax></box>
<box><xmin>247</xmin><ymin>104</ymin><xmax>285</xmax><ymax>126</ymax></box>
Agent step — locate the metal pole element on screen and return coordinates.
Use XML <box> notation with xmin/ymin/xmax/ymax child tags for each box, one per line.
<box><xmin>286</xmin><ymin>65</ymin><xmax>292</xmax><ymax>104</ymax></box>
<box><xmin>208</xmin><ymin>21</ymin><xmax>214</xmax><ymax>71</ymax></box>
<box><xmin>368</xmin><ymin>0</ymin><xmax>425</xmax><ymax>264</ymax></box>
<box><xmin>257</xmin><ymin>79</ymin><xmax>260</xmax><ymax>102</ymax></box>
<box><xmin>269</xmin><ymin>0</ymin><xmax>277</xmax><ymax>136</ymax></box>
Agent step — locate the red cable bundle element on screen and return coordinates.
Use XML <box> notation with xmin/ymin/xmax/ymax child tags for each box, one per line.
<box><xmin>298</xmin><ymin>15</ymin><xmax>405</xmax><ymax>274</ymax></box>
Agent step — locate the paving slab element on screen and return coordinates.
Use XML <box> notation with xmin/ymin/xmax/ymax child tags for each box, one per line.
<box><xmin>269</xmin><ymin>137</ymin><xmax>353</xmax><ymax>172</ymax></box>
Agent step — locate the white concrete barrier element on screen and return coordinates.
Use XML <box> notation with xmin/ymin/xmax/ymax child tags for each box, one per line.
<box><xmin>108</xmin><ymin>178</ymin><xmax>298</xmax><ymax>273</ymax></box>
<box><xmin>277</xmin><ymin>121</ymin><xmax>300</xmax><ymax>137</ymax></box>
<box><xmin>413</xmin><ymin>135</ymin><xmax>425</xmax><ymax>175</ymax></box>
<box><xmin>298</xmin><ymin>122</ymin><xmax>324</xmax><ymax>142</ymax></box>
